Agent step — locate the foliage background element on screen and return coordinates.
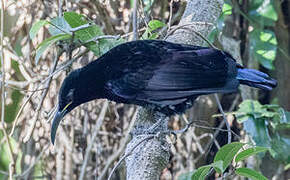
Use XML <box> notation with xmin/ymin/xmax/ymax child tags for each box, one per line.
<box><xmin>0</xmin><ymin>0</ymin><xmax>289</xmax><ymax>179</ymax></box>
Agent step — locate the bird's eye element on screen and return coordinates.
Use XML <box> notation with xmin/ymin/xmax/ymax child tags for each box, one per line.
<box><xmin>66</xmin><ymin>89</ymin><xmax>74</xmax><ymax>102</ymax></box>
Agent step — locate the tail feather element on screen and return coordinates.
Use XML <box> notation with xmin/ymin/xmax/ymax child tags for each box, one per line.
<box><xmin>237</xmin><ymin>68</ymin><xmax>277</xmax><ymax>91</ymax></box>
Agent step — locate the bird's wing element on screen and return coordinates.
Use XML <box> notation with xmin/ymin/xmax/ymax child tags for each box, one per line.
<box><xmin>105</xmin><ymin>41</ymin><xmax>239</xmax><ymax>106</ymax></box>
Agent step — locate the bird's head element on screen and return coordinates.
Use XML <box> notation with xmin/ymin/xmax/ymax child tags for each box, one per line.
<box><xmin>51</xmin><ymin>69</ymin><xmax>81</xmax><ymax>145</ymax></box>
<box><xmin>51</xmin><ymin>66</ymin><xmax>106</xmax><ymax>144</ymax></box>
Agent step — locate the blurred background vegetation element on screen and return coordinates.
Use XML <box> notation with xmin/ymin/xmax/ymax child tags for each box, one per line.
<box><xmin>0</xmin><ymin>0</ymin><xmax>289</xmax><ymax>179</ymax></box>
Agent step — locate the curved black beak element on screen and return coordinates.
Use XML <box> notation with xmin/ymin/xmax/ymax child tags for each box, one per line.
<box><xmin>51</xmin><ymin>107</ymin><xmax>66</xmax><ymax>145</ymax></box>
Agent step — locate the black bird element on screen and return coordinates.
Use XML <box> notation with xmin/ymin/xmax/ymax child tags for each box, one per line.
<box><xmin>51</xmin><ymin>40</ymin><xmax>277</xmax><ymax>144</ymax></box>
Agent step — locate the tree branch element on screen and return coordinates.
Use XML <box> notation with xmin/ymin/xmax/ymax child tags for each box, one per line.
<box><xmin>133</xmin><ymin>0</ymin><xmax>138</xmax><ymax>40</ymax></box>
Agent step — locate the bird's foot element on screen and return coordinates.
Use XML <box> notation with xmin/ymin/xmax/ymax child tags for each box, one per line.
<box><xmin>170</xmin><ymin>121</ymin><xmax>193</xmax><ymax>135</ymax></box>
<box><xmin>132</xmin><ymin>121</ymin><xmax>193</xmax><ymax>143</ymax></box>
<box><xmin>162</xmin><ymin>122</ymin><xmax>194</xmax><ymax>143</ymax></box>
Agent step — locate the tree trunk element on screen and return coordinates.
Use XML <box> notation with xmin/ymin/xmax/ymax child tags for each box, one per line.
<box><xmin>125</xmin><ymin>0</ymin><xmax>224</xmax><ymax>179</ymax></box>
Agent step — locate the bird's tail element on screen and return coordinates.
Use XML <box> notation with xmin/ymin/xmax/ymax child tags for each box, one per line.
<box><xmin>237</xmin><ymin>68</ymin><xmax>277</xmax><ymax>90</ymax></box>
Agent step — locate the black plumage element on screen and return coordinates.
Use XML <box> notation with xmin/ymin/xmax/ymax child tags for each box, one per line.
<box><xmin>51</xmin><ymin>40</ymin><xmax>277</xmax><ymax>144</ymax></box>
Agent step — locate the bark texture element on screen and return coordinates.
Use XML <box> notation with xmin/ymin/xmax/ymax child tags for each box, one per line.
<box><xmin>125</xmin><ymin>0</ymin><xmax>224</xmax><ymax>179</ymax></box>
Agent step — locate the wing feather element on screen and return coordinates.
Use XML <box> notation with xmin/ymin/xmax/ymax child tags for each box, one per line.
<box><xmin>104</xmin><ymin>40</ymin><xmax>239</xmax><ymax>106</ymax></box>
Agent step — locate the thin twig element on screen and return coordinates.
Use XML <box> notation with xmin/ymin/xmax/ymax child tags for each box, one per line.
<box><xmin>23</xmin><ymin>49</ymin><xmax>63</xmax><ymax>143</ymax></box>
<box><xmin>93</xmin><ymin>1</ymin><xmax>115</xmax><ymax>34</ymax></box>
<box><xmin>79</xmin><ymin>101</ymin><xmax>109</xmax><ymax>180</ymax></box>
<box><xmin>5</xmin><ymin>84</ymin><xmax>47</xmax><ymax>93</ymax></box>
<box><xmin>10</xmin><ymin>49</ymin><xmax>88</xmax><ymax>137</ymax></box>
<box><xmin>107</xmin><ymin>135</ymin><xmax>155</xmax><ymax>180</ymax></box>
<box><xmin>132</xmin><ymin>0</ymin><xmax>138</xmax><ymax>40</ymax></box>
<box><xmin>0</xmin><ymin>170</ymin><xmax>8</xmax><ymax>176</ymax></box>
<box><xmin>0</xmin><ymin>1</ymin><xmax>15</xmax><ymax>179</ymax></box>
<box><xmin>69</xmin><ymin>23</ymin><xmax>92</xmax><ymax>32</ymax></box>
<box><xmin>47</xmin><ymin>21</ymin><xmax>71</xmax><ymax>35</ymax></box>
<box><xmin>192</xmin><ymin>124</ymin><xmax>240</xmax><ymax>139</ymax></box>
<box><xmin>121</xmin><ymin>27</ymin><xmax>146</xmax><ymax>39</ymax></box>
<box><xmin>0</xmin><ymin>78</ymin><xmax>38</xmax><ymax>89</ymax></box>
<box><xmin>16</xmin><ymin>145</ymin><xmax>48</xmax><ymax>178</ymax></box>
<box><xmin>83</xmin><ymin>35</ymin><xmax>120</xmax><ymax>44</ymax></box>
<box><xmin>4</xmin><ymin>43</ymin><xmax>34</xmax><ymax>80</ymax></box>
<box><xmin>56</xmin><ymin>144</ymin><xmax>64</xmax><ymax>180</ymax></box>
<box><xmin>58</xmin><ymin>0</ymin><xmax>63</xmax><ymax>16</ymax></box>
<box><xmin>10</xmin><ymin>91</ymin><xmax>35</xmax><ymax>136</ymax></box>
<box><xmin>167</xmin><ymin>0</ymin><xmax>174</xmax><ymax>34</ymax></box>
<box><xmin>137</xmin><ymin>0</ymin><xmax>149</xmax><ymax>36</ymax></box>
<box><xmin>215</xmin><ymin>94</ymin><xmax>231</xmax><ymax>144</ymax></box>
<box><xmin>0</xmin><ymin>127</ymin><xmax>15</xmax><ymax>180</ymax></box>
<box><xmin>41</xmin><ymin>49</ymin><xmax>89</xmax><ymax>84</ymax></box>
<box><xmin>0</xmin><ymin>0</ymin><xmax>4</xmax><ymax>133</ymax></box>
<box><xmin>179</xmin><ymin>116</ymin><xmax>239</xmax><ymax>140</ymax></box>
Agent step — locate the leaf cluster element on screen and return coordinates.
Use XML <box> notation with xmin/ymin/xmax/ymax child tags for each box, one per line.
<box><xmin>235</xmin><ymin>100</ymin><xmax>290</xmax><ymax>163</ymax></box>
<box><xmin>179</xmin><ymin>142</ymin><xmax>269</xmax><ymax>180</ymax></box>
<box><xmin>30</xmin><ymin>12</ymin><xmax>123</xmax><ymax>64</ymax></box>
<box><xmin>210</xmin><ymin>0</ymin><xmax>278</xmax><ymax>69</ymax></box>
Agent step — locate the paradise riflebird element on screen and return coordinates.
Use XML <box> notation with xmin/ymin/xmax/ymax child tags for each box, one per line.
<box><xmin>51</xmin><ymin>40</ymin><xmax>277</xmax><ymax>144</ymax></box>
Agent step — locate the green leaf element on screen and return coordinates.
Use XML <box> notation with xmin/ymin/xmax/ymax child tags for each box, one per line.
<box><xmin>189</xmin><ymin>161</ymin><xmax>223</xmax><ymax>180</ymax></box>
<box><xmin>178</xmin><ymin>172</ymin><xmax>194</xmax><ymax>180</ymax></box>
<box><xmin>142</xmin><ymin>20</ymin><xmax>165</xmax><ymax>40</ymax></box>
<box><xmin>148</xmin><ymin>20</ymin><xmax>165</xmax><ymax>31</ymax></box>
<box><xmin>63</xmin><ymin>12</ymin><xmax>87</xmax><ymax>28</ymax></box>
<box><xmin>33</xmin><ymin>161</ymin><xmax>44</xmax><ymax>178</ymax></box>
<box><xmin>256</xmin><ymin>0</ymin><xmax>277</xmax><ymax>21</ymax></box>
<box><xmin>217</xmin><ymin>1</ymin><xmax>232</xmax><ymax>31</ymax></box>
<box><xmin>243</xmin><ymin>114</ymin><xmax>272</xmax><ymax>148</ymax></box>
<box><xmin>256</xmin><ymin>50</ymin><xmax>276</xmax><ymax>69</ymax></box>
<box><xmin>63</xmin><ymin>12</ymin><xmax>111</xmax><ymax>55</ymax></box>
<box><xmin>211</xmin><ymin>160</ymin><xmax>224</xmax><ymax>174</ymax></box>
<box><xmin>35</xmin><ymin>34</ymin><xmax>71</xmax><ymax>64</ymax></box>
<box><xmin>141</xmin><ymin>29</ymin><xmax>150</xmax><ymax>39</ymax></box>
<box><xmin>260</xmin><ymin>31</ymin><xmax>277</xmax><ymax>44</ymax></box>
<box><xmin>130</xmin><ymin>0</ymin><xmax>134</xmax><ymax>8</ymax></box>
<box><xmin>191</xmin><ymin>166</ymin><xmax>211</xmax><ymax>180</ymax></box>
<box><xmin>278</xmin><ymin>108</ymin><xmax>290</xmax><ymax>124</ymax></box>
<box><xmin>29</xmin><ymin>20</ymin><xmax>49</xmax><ymax>39</ymax></box>
<box><xmin>235</xmin><ymin>147</ymin><xmax>269</xmax><ymax>162</ymax></box>
<box><xmin>235</xmin><ymin>168</ymin><xmax>268</xmax><ymax>180</ymax></box>
<box><xmin>213</xmin><ymin>142</ymin><xmax>244</xmax><ymax>173</ymax></box>
<box><xmin>48</xmin><ymin>17</ymin><xmax>71</xmax><ymax>36</ymax></box>
<box><xmin>149</xmin><ymin>32</ymin><xmax>159</xmax><ymax>39</ymax></box>
<box><xmin>250</xmin><ymin>29</ymin><xmax>277</xmax><ymax>70</ymax></box>
<box><xmin>208</xmin><ymin>27</ymin><xmax>218</xmax><ymax>43</ymax></box>
<box><xmin>249</xmin><ymin>0</ymin><xmax>264</xmax><ymax>10</ymax></box>
<box><xmin>236</xmin><ymin>100</ymin><xmax>263</xmax><ymax>123</ymax></box>
<box><xmin>63</xmin><ymin>12</ymin><xmax>123</xmax><ymax>56</ymax></box>
<box><xmin>143</xmin><ymin>0</ymin><xmax>154</xmax><ymax>12</ymax></box>
<box><xmin>96</xmin><ymin>38</ymin><xmax>125</xmax><ymax>56</ymax></box>
<box><xmin>237</xmin><ymin>100</ymin><xmax>290</xmax><ymax>163</ymax></box>
<box><xmin>235</xmin><ymin>100</ymin><xmax>280</xmax><ymax>123</ymax></box>
<box><xmin>268</xmin><ymin>133</ymin><xmax>290</xmax><ymax>163</ymax></box>
<box><xmin>249</xmin><ymin>0</ymin><xmax>278</xmax><ymax>27</ymax></box>
<box><xmin>64</xmin><ymin>12</ymin><xmax>103</xmax><ymax>41</ymax></box>
<box><xmin>222</xmin><ymin>3</ymin><xmax>232</xmax><ymax>15</ymax></box>
<box><xmin>0</xmin><ymin>136</ymin><xmax>22</xmax><ymax>174</ymax></box>
<box><xmin>5</xmin><ymin>89</ymin><xmax>23</xmax><ymax>123</ymax></box>
<box><xmin>285</xmin><ymin>163</ymin><xmax>290</xmax><ymax>170</ymax></box>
